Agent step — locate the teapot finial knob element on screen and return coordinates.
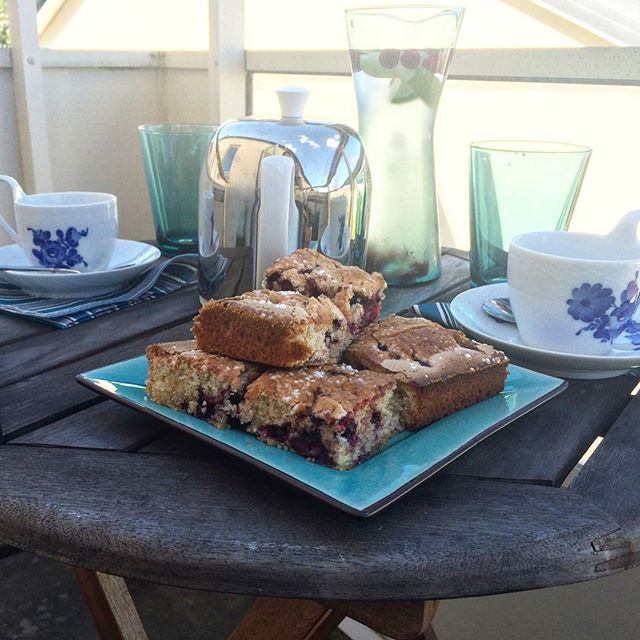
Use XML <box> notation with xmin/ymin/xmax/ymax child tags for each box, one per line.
<box><xmin>276</xmin><ymin>86</ymin><xmax>310</xmax><ymax>123</ymax></box>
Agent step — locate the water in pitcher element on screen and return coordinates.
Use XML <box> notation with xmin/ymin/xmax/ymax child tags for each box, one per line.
<box><xmin>351</xmin><ymin>48</ymin><xmax>450</xmax><ymax>284</ymax></box>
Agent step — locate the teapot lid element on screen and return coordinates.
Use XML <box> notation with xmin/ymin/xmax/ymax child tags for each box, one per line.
<box><xmin>276</xmin><ymin>86</ymin><xmax>310</xmax><ymax>123</ymax></box>
<box><xmin>210</xmin><ymin>86</ymin><xmax>365</xmax><ymax>190</ymax></box>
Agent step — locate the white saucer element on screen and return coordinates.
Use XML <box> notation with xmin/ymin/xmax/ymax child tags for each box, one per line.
<box><xmin>450</xmin><ymin>283</ymin><xmax>640</xmax><ymax>379</ymax></box>
<box><xmin>0</xmin><ymin>240</ymin><xmax>161</xmax><ymax>299</ymax></box>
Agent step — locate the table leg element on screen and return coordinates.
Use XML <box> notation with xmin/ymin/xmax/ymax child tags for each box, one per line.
<box><xmin>420</xmin><ymin>625</ymin><xmax>440</xmax><ymax>640</ymax></box>
<box><xmin>329</xmin><ymin>600</ymin><xmax>439</xmax><ymax>640</ymax></box>
<box><xmin>72</xmin><ymin>567</ymin><xmax>149</xmax><ymax>640</ymax></box>
<box><xmin>227</xmin><ymin>597</ymin><xmax>345</xmax><ymax>640</ymax></box>
<box><xmin>228</xmin><ymin>597</ymin><xmax>440</xmax><ymax>640</ymax></box>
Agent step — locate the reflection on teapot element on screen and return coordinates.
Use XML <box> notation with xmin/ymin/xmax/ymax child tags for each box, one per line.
<box><xmin>198</xmin><ymin>86</ymin><xmax>371</xmax><ymax>302</ymax></box>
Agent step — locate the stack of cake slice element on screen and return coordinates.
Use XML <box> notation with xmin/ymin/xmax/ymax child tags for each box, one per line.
<box><xmin>344</xmin><ymin>315</ymin><xmax>509</xmax><ymax>431</ymax></box>
<box><xmin>263</xmin><ymin>248</ymin><xmax>387</xmax><ymax>333</ymax></box>
<box><xmin>192</xmin><ymin>289</ymin><xmax>352</xmax><ymax>368</ymax></box>
<box><xmin>146</xmin><ymin>248</ymin><xmax>509</xmax><ymax>469</ymax></box>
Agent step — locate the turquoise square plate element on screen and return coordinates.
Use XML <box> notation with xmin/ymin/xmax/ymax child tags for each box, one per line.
<box><xmin>77</xmin><ymin>358</ymin><xmax>566</xmax><ymax>516</ymax></box>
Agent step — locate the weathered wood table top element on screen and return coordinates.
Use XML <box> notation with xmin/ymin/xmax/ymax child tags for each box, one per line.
<box><xmin>1</xmin><ymin>249</ymin><xmax>639</xmax><ymax>602</ymax></box>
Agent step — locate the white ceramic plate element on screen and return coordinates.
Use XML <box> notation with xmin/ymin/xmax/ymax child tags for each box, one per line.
<box><xmin>0</xmin><ymin>240</ymin><xmax>161</xmax><ymax>298</ymax></box>
<box><xmin>451</xmin><ymin>283</ymin><xmax>640</xmax><ymax>379</ymax></box>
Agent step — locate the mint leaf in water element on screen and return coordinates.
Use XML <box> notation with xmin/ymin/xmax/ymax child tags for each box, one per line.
<box><xmin>408</xmin><ymin>66</ymin><xmax>441</xmax><ymax>109</ymax></box>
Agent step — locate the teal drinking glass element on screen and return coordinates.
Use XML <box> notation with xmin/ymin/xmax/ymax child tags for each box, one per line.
<box><xmin>470</xmin><ymin>140</ymin><xmax>591</xmax><ymax>287</ymax></box>
<box><xmin>139</xmin><ymin>124</ymin><xmax>217</xmax><ymax>254</ymax></box>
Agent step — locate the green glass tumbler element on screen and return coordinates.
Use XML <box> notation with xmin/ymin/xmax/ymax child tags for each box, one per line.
<box><xmin>470</xmin><ymin>140</ymin><xmax>591</xmax><ymax>287</ymax></box>
<box><xmin>138</xmin><ymin>124</ymin><xmax>217</xmax><ymax>254</ymax></box>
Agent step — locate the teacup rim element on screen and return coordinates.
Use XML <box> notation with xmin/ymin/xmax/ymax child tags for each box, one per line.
<box><xmin>138</xmin><ymin>123</ymin><xmax>218</xmax><ymax>135</ymax></box>
<box><xmin>470</xmin><ymin>139</ymin><xmax>591</xmax><ymax>154</ymax></box>
<box><xmin>15</xmin><ymin>192</ymin><xmax>117</xmax><ymax>207</ymax></box>
<box><xmin>345</xmin><ymin>5</ymin><xmax>465</xmax><ymax>16</ymax></box>
<box><xmin>511</xmin><ymin>230</ymin><xmax>640</xmax><ymax>265</ymax></box>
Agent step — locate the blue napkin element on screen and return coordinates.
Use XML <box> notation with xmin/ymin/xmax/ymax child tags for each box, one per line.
<box><xmin>0</xmin><ymin>254</ymin><xmax>198</xmax><ymax>328</ymax></box>
<box><xmin>406</xmin><ymin>301</ymin><xmax>459</xmax><ymax>329</ymax></box>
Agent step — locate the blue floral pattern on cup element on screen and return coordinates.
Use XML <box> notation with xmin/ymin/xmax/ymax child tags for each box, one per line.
<box><xmin>567</xmin><ymin>273</ymin><xmax>640</xmax><ymax>347</ymax></box>
<box><xmin>28</xmin><ymin>226</ymin><xmax>89</xmax><ymax>268</ymax></box>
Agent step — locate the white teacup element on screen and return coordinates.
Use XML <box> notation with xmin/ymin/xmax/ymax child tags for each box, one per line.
<box><xmin>508</xmin><ymin>210</ymin><xmax>640</xmax><ymax>356</ymax></box>
<box><xmin>0</xmin><ymin>175</ymin><xmax>118</xmax><ymax>272</ymax></box>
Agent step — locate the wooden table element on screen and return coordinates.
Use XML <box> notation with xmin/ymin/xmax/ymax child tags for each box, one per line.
<box><xmin>1</xmin><ymin>248</ymin><xmax>639</xmax><ymax>640</ymax></box>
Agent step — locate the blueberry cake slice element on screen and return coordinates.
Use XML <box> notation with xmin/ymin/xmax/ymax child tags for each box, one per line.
<box><xmin>192</xmin><ymin>289</ymin><xmax>351</xmax><ymax>368</ymax></box>
<box><xmin>344</xmin><ymin>315</ymin><xmax>509</xmax><ymax>431</ymax></box>
<box><xmin>240</xmin><ymin>364</ymin><xmax>401</xmax><ymax>470</ymax></box>
<box><xmin>146</xmin><ymin>341</ymin><xmax>263</xmax><ymax>428</ymax></box>
<box><xmin>263</xmin><ymin>248</ymin><xmax>387</xmax><ymax>333</ymax></box>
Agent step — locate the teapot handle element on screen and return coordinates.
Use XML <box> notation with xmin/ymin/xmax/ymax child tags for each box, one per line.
<box><xmin>0</xmin><ymin>175</ymin><xmax>23</xmax><ymax>244</ymax></box>
<box><xmin>255</xmin><ymin>155</ymin><xmax>298</xmax><ymax>288</ymax></box>
<box><xmin>606</xmin><ymin>210</ymin><xmax>640</xmax><ymax>249</ymax></box>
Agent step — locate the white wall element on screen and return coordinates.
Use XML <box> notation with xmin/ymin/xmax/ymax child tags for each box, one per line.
<box><xmin>0</xmin><ymin>54</ymin><xmax>23</xmax><ymax>245</ymax></box>
<box><xmin>0</xmin><ymin>55</ymin><xmax>210</xmax><ymax>246</ymax></box>
<box><xmin>43</xmin><ymin>65</ymin><xmax>209</xmax><ymax>242</ymax></box>
<box><xmin>37</xmin><ymin>0</ymin><xmax>589</xmax><ymax>53</ymax></box>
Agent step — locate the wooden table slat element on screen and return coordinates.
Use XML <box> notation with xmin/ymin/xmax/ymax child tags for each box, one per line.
<box><xmin>1</xmin><ymin>322</ymin><xmax>193</xmax><ymax>441</ymax></box>
<box><xmin>0</xmin><ymin>445</ymin><xmax>628</xmax><ymax>601</ymax></box>
<box><xmin>138</xmin><ymin>432</ymin><xmax>212</xmax><ymax>457</ymax></box>
<box><xmin>0</xmin><ymin>286</ymin><xmax>200</xmax><ymax>388</ymax></box>
<box><xmin>12</xmin><ymin>402</ymin><xmax>161</xmax><ymax>452</ymax></box>
<box><xmin>446</xmin><ymin>375</ymin><xmax>636</xmax><ymax>486</ymax></box>
<box><xmin>381</xmin><ymin>254</ymin><xmax>469</xmax><ymax>316</ymax></box>
<box><xmin>442</xmin><ymin>247</ymin><xmax>470</xmax><ymax>260</ymax></box>
<box><xmin>0</xmin><ymin>314</ymin><xmax>54</xmax><ymax>348</ymax></box>
<box><xmin>572</xmin><ymin>392</ymin><xmax>640</xmax><ymax>539</ymax></box>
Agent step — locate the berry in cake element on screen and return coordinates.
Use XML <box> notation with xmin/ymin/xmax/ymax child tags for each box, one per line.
<box><xmin>344</xmin><ymin>315</ymin><xmax>509</xmax><ymax>431</ymax></box>
<box><xmin>240</xmin><ymin>364</ymin><xmax>401</xmax><ymax>470</ymax></box>
<box><xmin>146</xmin><ymin>341</ymin><xmax>263</xmax><ymax>428</ymax></box>
<box><xmin>263</xmin><ymin>248</ymin><xmax>387</xmax><ymax>333</ymax></box>
<box><xmin>192</xmin><ymin>289</ymin><xmax>351</xmax><ymax>368</ymax></box>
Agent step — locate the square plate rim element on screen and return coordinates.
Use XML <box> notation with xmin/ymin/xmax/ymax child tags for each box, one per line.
<box><xmin>76</xmin><ymin>357</ymin><xmax>567</xmax><ymax>517</ymax></box>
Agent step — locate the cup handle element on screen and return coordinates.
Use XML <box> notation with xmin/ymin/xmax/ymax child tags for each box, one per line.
<box><xmin>0</xmin><ymin>175</ymin><xmax>23</xmax><ymax>244</ymax></box>
<box><xmin>606</xmin><ymin>210</ymin><xmax>640</xmax><ymax>250</ymax></box>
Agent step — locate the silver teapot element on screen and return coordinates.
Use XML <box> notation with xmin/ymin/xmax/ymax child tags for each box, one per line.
<box><xmin>198</xmin><ymin>86</ymin><xmax>371</xmax><ymax>302</ymax></box>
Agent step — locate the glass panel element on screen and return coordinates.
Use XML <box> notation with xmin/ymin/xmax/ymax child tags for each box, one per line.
<box><xmin>252</xmin><ymin>73</ymin><xmax>357</xmax><ymax>123</ymax></box>
<box><xmin>33</xmin><ymin>0</ymin><xmax>632</xmax><ymax>51</ymax></box>
<box><xmin>253</xmin><ymin>73</ymin><xmax>640</xmax><ymax>248</ymax></box>
<box><xmin>34</xmin><ymin>0</ymin><xmax>627</xmax><ymax>51</ymax></box>
<box><xmin>38</xmin><ymin>0</ymin><xmax>208</xmax><ymax>50</ymax></box>
<box><xmin>437</xmin><ymin>80</ymin><xmax>640</xmax><ymax>248</ymax></box>
<box><xmin>246</xmin><ymin>0</ymin><xmax>608</xmax><ymax>50</ymax></box>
